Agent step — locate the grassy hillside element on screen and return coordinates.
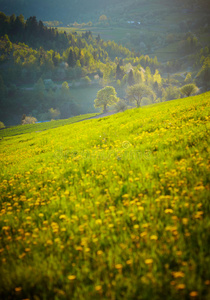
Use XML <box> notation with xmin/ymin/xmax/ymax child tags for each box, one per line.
<box><xmin>0</xmin><ymin>113</ymin><xmax>99</xmax><ymax>138</ymax></box>
<box><xmin>0</xmin><ymin>92</ymin><xmax>210</xmax><ymax>299</ymax></box>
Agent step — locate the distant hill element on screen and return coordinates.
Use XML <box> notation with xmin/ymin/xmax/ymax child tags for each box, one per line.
<box><xmin>0</xmin><ymin>0</ymin><xmax>123</xmax><ymax>23</ymax></box>
<box><xmin>0</xmin><ymin>0</ymin><xmax>209</xmax><ymax>24</ymax></box>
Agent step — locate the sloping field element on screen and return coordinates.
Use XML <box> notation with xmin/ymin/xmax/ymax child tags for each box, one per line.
<box><xmin>0</xmin><ymin>113</ymin><xmax>98</xmax><ymax>138</ymax></box>
<box><xmin>0</xmin><ymin>93</ymin><xmax>210</xmax><ymax>300</ymax></box>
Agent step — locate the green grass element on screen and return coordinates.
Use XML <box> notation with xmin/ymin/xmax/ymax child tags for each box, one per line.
<box><xmin>0</xmin><ymin>113</ymin><xmax>99</xmax><ymax>138</ymax></box>
<box><xmin>0</xmin><ymin>92</ymin><xmax>210</xmax><ymax>300</ymax></box>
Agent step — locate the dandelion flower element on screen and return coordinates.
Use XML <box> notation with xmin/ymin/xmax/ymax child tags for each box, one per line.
<box><xmin>189</xmin><ymin>291</ymin><xmax>198</xmax><ymax>297</ymax></box>
<box><xmin>95</xmin><ymin>285</ymin><xmax>102</xmax><ymax>292</ymax></box>
<box><xmin>164</xmin><ymin>209</ymin><xmax>173</xmax><ymax>214</ymax></box>
<box><xmin>150</xmin><ymin>235</ymin><xmax>158</xmax><ymax>240</ymax></box>
<box><xmin>68</xmin><ymin>275</ymin><xmax>76</xmax><ymax>281</ymax></box>
<box><xmin>172</xmin><ymin>271</ymin><xmax>185</xmax><ymax>278</ymax></box>
<box><xmin>97</xmin><ymin>250</ymin><xmax>103</xmax><ymax>256</ymax></box>
<box><xmin>115</xmin><ymin>264</ymin><xmax>123</xmax><ymax>270</ymax></box>
<box><xmin>176</xmin><ymin>284</ymin><xmax>186</xmax><ymax>290</ymax></box>
<box><xmin>145</xmin><ymin>259</ymin><xmax>153</xmax><ymax>265</ymax></box>
<box><xmin>96</xmin><ymin>219</ymin><xmax>102</xmax><ymax>225</ymax></box>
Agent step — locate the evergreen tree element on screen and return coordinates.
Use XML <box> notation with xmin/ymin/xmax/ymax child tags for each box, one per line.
<box><xmin>68</xmin><ymin>49</ymin><xmax>76</xmax><ymax>67</ymax></box>
<box><xmin>9</xmin><ymin>14</ymin><xmax>16</xmax><ymax>35</ymax></box>
<box><xmin>96</xmin><ymin>34</ymin><xmax>101</xmax><ymax>43</ymax></box>
<box><xmin>13</xmin><ymin>14</ymin><xmax>25</xmax><ymax>36</ymax></box>
<box><xmin>26</xmin><ymin>16</ymin><xmax>38</xmax><ymax>37</ymax></box>
<box><xmin>128</xmin><ymin>69</ymin><xmax>135</xmax><ymax>86</ymax></box>
<box><xmin>116</xmin><ymin>63</ymin><xmax>124</xmax><ymax>80</ymax></box>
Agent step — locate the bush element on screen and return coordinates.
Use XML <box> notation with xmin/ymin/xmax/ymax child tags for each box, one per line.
<box><xmin>162</xmin><ymin>86</ymin><xmax>181</xmax><ymax>101</ymax></box>
<box><xmin>0</xmin><ymin>121</ymin><xmax>5</xmax><ymax>129</ymax></box>
<box><xmin>115</xmin><ymin>99</ymin><xmax>127</xmax><ymax>112</ymax></box>
<box><xmin>82</xmin><ymin>76</ymin><xmax>91</xmax><ymax>86</ymax></box>
<box><xmin>21</xmin><ymin>115</ymin><xmax>37</xmax><ymax>125</ymax></box>
<box><xmin>181</xmin><ymin>84</ymin><xmax>199</xmax><ymax>97</ymax></box>
<box><xmin>49</xmin><ymin>108</ymin><xmax>60</xmax><ymax>120</ymax></box>
<box><xmin>142</xmin><ymin>97</ymin><xmax>153</xmax><ymax>106</ymax></box>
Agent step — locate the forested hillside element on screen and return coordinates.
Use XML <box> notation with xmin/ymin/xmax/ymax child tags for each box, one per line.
<box><xmin>0</xmin><ymin>5</ymin><xmax>210</xmax><ymax>126</ymax></box>
<box><xmin>0</xmin><ymin>0</ymin><xmax>209</xmax><ymax>23</ymax></box>
<box><xmin>0</xmin><ymin>12</ymin><xmax>159</xmax><ymax>125</ymax></box>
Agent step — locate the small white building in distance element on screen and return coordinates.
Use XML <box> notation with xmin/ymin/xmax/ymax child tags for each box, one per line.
<box><xmin>127</xmin><ymin>21</ymin><xmax>141</xmax><ymax>25</ymax></box>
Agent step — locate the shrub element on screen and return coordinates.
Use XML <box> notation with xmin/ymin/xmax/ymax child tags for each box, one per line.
<box><xmin>181</xmin><ymin>84</ymin><xmax>199</xmax><ymax>97</ymax></box>
<box><xmin>49</xmin><ymin>108</ymin><xmax>60</xmax><ymax>120</ymax></box>
<box><xmin>21</xmin><ymin>115</ymin><xmax>37</xmax><ymax>125</ymax></box>
<box><xmin>115</xmin><ymin>99</ymin><xmax>127</xmax><ymax>112</ymax></box>
<box><xmin>82</xmin><ymin>76</ymin><xmax>91</xmax><ymax>86</ymax></box>
<box><xmin>0</xmin><ymin>121</ymin><xmax>5</xmax><ymax>129</ymax></box>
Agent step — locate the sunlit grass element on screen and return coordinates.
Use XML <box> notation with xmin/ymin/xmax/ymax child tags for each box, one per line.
<box><xmin>0</xmin><ymin>92</ymin><xmax>210</xmax><ymax>300</ymax></box>
<box><xmin>0</xmin><ymin>113</ymin><xmax>99</xmax><ymax>138</ymax></box>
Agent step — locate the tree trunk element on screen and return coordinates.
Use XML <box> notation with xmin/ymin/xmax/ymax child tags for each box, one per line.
<box><xmin>136</xmin><ymin>97</ymin><xmax>141</xmax><ymax>108</ymax></box>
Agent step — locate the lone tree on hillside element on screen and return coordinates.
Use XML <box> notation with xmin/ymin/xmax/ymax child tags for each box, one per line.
<box><xmin>94</xmin><ymin>86</ymin><xmax>118</xmax><ymax>113</ymax></box>
<box><xmin>180</xmin><ymin>83</ymin><xmax>198</xmax><ymax>97</ymax></box>
<box><xmin>99</xmin><ymin>15</ymin><xmax>108</xmax><ymax>22</ymax></box>
<box><xmin>127</xmin><ymin>83</ymin><xmax>153</xmax><ymax>108</ymax></box>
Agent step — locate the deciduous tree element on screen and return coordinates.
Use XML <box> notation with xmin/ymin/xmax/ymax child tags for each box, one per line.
<box><xmin>181</xmin><ymin>84</ymin><xmax>198</xmax><ymax>97</ymax></box>
<box><xmin>94</xmin><ymin>86</ymin><xmax>118</xmax><ymax>112</ymax></box>
<box><xmin>127</xmin><ymin>83</ymin><xmax>153</xmax><ymax>108</ymax></box>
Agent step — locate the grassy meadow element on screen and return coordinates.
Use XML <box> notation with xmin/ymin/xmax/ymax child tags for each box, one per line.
<box><xmin>0</xmin><ymin>92</ymin><xmax>210</xmax><ymax>299</ymax></box>
<box><xmin>0</xmin><ymin>113</ymin><xmax>99</xmax><ymax>138</ymax></box>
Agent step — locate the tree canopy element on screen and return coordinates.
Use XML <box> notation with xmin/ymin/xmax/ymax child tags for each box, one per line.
<box><xmin>181</xmin><ymin>84</ymin><xmax>198</xmax><ymax>97</ymax></box>
<box><xmin>94</xmin><ymin>86</ymin><xmax>118</xmax><ymax>112</ymax></box>
<box><xmin>126</xmin><ymin>83</ymin><xmax>153</xmax><ymax>107</ymax></box>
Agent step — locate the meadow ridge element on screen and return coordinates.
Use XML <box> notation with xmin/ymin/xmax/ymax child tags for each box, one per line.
<box><xmin>0</xmin><ymin>93</ymin><xmax>210</xmax><ymax>300</ymax></box>
<box><xmin>0</xmin><ymin>113</ymin><xmax>99</xmax><ymax>138</ymax></box>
